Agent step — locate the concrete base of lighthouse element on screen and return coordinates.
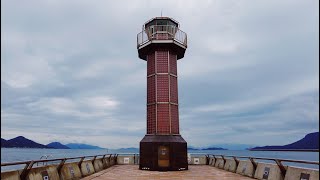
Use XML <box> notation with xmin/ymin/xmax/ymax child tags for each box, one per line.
<box><xmin>139</xmin><ymin>135</ymin><xmax>188</xmax><ymax>171</ymax></box>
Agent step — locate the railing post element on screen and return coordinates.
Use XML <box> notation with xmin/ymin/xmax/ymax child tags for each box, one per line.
<box><xmin>91</xmin><ymin>155</ymin><xmax>97</xmax><ymax>163</ymax></box>
<box><xmin>221</xmin><ymin>155</ymin><xmax>226</xmax><ymax>165</ymax></box>
<box><xmin>133</xmin><ymin>154</ymin><xmax>136</xmax><ymax>165</ymax></box>
<box><xmin>233</xmin><ymin>156</ymin><xmax>239</xmax><ymax>167</ymax></box>
<box><xmin>20</xmin><ymin>161</ymin><xmax>34</xmax><ymax>180</ymax></box>
<box><xmin>249</xmin><ymin>157</ymin><xmax>257</xmax><ymax>175</ymax></box>
<box><xmin>275</xmin><ymin>159</ymin><xmax>286</xmax><ymax>178</ymax></box>
<box><xmin>115</xmin><ymin>154</ymin><xmax>118</xmax><ymax>165</ymax></box>
<box><xmin>77</xmin><ymin>157</ymin><xmax>85</xmax><ymax>168</ymax></box>
<box><xmin>102</xmin><ymin>155</ymin><xmax>107</xmax><ymax>168</ymax></box>
<box><xmin>205</xmin><ymin>155</ymin><xmax>209</xmax><ymax>165</ymax></box>
<box><xmin>57</xmin><ymin>158</ymin><xmax>67</xmax><ymax>174</ymax></box>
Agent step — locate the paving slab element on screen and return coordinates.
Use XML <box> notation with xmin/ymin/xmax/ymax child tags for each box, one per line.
<box><xmin>81</xmin><ymin>165</ymin><xmax>254</xmax><ymax>180</ymax></box>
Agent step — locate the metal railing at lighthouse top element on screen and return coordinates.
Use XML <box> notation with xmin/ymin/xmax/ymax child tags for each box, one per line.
<box><xmin>137</xmin><ymin>25</ymin><xmax>187</xmax><ymax>48</ymax></box>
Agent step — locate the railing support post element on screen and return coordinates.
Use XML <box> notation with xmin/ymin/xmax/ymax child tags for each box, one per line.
<box><xmin>108</xmin><ymin>154</ymin><xmax>112</xmax><ymax>166</ymax></box>
<box><xmin>133</xmin><ymin>154</ymin><xmax>136</xmax><ymax>165</ymax></box>
<box><xmin>77</xmin><ymin>157</ymin><xmax>85</xmax><ymax>168</ymax></box>
<box><xmin>102</xmin><ymin>155</ymin><xmax>107</xmax><ymax>168</ymax></box>
<box><xmin>233</xmin><ymin>156</ymin><xmax>239</xmax><ymax>167</ymax></box>
<box><xmin>275</xmin><ymin>159</ymin><xmax>286</xmax><ymax>178</ymax></box>
<box><xmin>205</xmin><ymin>155</ymin><xmax>209</xmax><ymax>165</ymax></box>
<box><xmin>249</xmin><ymin>157</ymin><xmax>257</xmax><ymax>175</ymax></box>
<box><xmin>91</xmin><ymin>156</ymin><xmax>97</xmax><ymax>163</ymax></box>
<box><xmin>57</xmin><ymin>158</ymin><xmax>66</xmax><ymax>174</ymax></box>
<box><xmin>20</xmin><ymin>161</ymin><xmax>34</xmax><ymax>180</ymax></box>
<box><xmin>221</xmin><ymin>155</ymin><xmax>226</xmax><ymax>165</ymax></box>
<box><xmin>115</xmin><ymin>154</ymin><xmax>118</xmax><ymax>165</ymax></box>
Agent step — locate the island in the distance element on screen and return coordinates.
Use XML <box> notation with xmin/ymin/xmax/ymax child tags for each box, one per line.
<box><xmin>1</xmin><ymin>136</ymin><xmax>105</xmax><ymax>149</ymax></box>
<box><xmin>250</xmin><ymin>132</ymin><xmax>319</xmax><ymax>151</ymax></box>
<box><xmin>1</xmin><ymin>136</ymin><xmax>49</xmax><ymax>149</ymax></box>
<box><xmin>187</xmin><ymin>146</ymin><xmax>227</xmax><ymax>150</ymax></box>
<box><xmin>46</xmin><ymin>142</ymin><xmax>70</xmax><ymax>149</ymax></box>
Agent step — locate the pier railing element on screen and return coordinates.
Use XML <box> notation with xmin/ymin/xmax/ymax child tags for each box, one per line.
<box><xmin>206</xmin><ymin>154</ymin><xmax>319</xmax><ymax>165</ymax></box>
<box><xmin>1</xmin><ymin>154</ymin><xmax>118</xmax><ymax>179</ymax></box>
<box><xmin>2</xmin><ymin>153</ymin><xmax>319</xmax><ymax>180</ymax></box>
<box><xmin>205</xmin><ymin>154</ymin><xmax>319</xmax><ymax>178</ymax></box>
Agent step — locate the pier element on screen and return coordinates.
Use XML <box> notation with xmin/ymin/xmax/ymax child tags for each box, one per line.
<box><xmin>81</xmin><ymin>165</ymin><xmax>253</xmax><ymax>180</ymax></box>
<box><xmin>1</xmin><ymin>154</ymin><xmax>319</xmax><ymax>180</ymax></box>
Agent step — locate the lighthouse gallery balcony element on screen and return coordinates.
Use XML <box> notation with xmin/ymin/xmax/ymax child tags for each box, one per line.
<box><xmin>137</xmin><ymin>24</ymin><xmax>187</xmax><ymax>60</ymax></box>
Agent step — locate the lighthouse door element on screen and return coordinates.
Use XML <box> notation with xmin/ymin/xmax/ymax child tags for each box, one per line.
<box><xmin>158</xmin><ymin>146</ymin><xmax>170</xmax><ymax>167</ymax></box>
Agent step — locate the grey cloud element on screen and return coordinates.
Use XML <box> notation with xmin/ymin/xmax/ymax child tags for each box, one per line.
<box><xmin>1</xmin><ymin>0</ymin><xmax>318</xmax><ymax>148</ymax></box>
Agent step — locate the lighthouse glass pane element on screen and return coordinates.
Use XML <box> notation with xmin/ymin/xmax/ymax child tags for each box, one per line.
<box><xmin>156</xmin><ymin>20</ymin><xmax>167</xmax><ymax>26</ymax></box>
<box><xmin>167</xmin><ymin>20</ymin><xmax>177</xmax><ymax>27</ymax></box>
<box><xmin>149</xmin><ymin>21</ymin><xmax>156</xmax><ymax>26</ymax></box>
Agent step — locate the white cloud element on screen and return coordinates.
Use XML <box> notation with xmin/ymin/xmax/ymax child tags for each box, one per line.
<box><xmin>84</xmin><ymin>96</ymin><xmax>119</xmax><ymax>109</ymax></box>
<box><xmin>26</xmin><ymin>96</ymin><xmax>119</xmax><ymax>118</ymax></box>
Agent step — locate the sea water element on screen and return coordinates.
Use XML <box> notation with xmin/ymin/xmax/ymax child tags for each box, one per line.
<box><xmin>1</xmin><ymin>148</ymin><xmax>319</xmax><ymax>171</ymax></box>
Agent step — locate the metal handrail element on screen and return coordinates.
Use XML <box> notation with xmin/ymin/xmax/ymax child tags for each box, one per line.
<box><xmin>207</xmin><ymin>154</ymin><xmax>319</xmax><ymax>177</ymax></box>
<box><xmin>1</xmin><ymin>153</ymin><xmax>117</xmax><ymax>180</ymax></box>
<box><xmin>36</xmin><ymin>155</ymin><xmax>52</xmax><ymax>166</ymax></box>
<box><xmin>137</xmin><ymin>25</ymin><xmax>187</xmax><ymax>48</ymax></box>
<box><xmin>1</xmin><ymin>154</ymin><xmax>117</xmax><ymax>167</ymax></box>
<box><xmin>208</xmin><ymin>154</ymin><xmax>319</xmax><ymax>165</ymax></box>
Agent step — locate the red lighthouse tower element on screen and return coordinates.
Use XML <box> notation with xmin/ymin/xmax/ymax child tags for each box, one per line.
<box><xmin>137</xmin><ymin>17</ymin><xmax>188</xmax><ymax>171</ymax></box>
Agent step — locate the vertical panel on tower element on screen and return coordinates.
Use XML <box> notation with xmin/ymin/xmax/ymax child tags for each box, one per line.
<box><xmin>156</xmin><ymin>50</ymin><xmax>169</xmax><ymax>73</ymax></box>
<box><xmin>147</xmin><ymin>52</ymin><xmax>155</xmax><ymax>75</ymax></box>
<box><xmin>147</xmin><ymin>76</ymin><xmax>156</xmax><ymax>104</ymax></box>
<box><xmin>157</xmin><ymin>75</ymin><xmax>169</xmax><ymax>102</ymax></box>
<box><xmin>147</xmin><ymin>52</ymin><xmax>156</xmax><ymax>135</ymax></box>
<box><xmin>170</xmin><ymin>104</ymin><xmax>179</xmax><ymax>134</ymax></box>
<box><xmin>147</xmin><ymin>104</ymin><xmax>156</xmax><ymax>134</ymax></box>
<box><xmin>157</xmin><ymin>104</ymin><xmax>170</xmax><ymax>134</ymax></box>
<box><xmin>170</xmin><ymin>76</ymin><xmax>178</xmax><ymax>104</ymax></box>
<box><xmin>169</xmin><ymin>52</ymin><xmax>177</xmax><ymax>75</ymax></box>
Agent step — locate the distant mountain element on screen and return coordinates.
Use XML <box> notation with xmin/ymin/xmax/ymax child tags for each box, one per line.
<box><xmin>113</xmin><ymin>147</ymin><xmax>139</xmax><ymax>153</ymax></box>
<box><xmin>187</xmin><ymin>147</ymin><xmax>199</xmax><ymax>150</ymax></box>
<box><xmin>47</xmin><ymin>142</ymin><xmax>70</xmax><ymax>149</ymax></box>
<box><xmin>187</xmin><ymin>145</ymin><xmax>227</xmax><ymax>150</ymax></box>
<box><xmin>65</xmin><ymin>143</ymin><xmax>104</xmax><ymax>149</ymax></box>
<box><xmin>1</xmin><ymin>137</ymin><xmax>106</xmax><ymax>149</ymax></box>
<box><xmin>201</xmin><ymin>147</ymin><xmax>227</xmax><ymax>150</ymax></box>
<box><xmin>1</xmin><ymin>138</ymin><xmax>11</xmax><ymax>147</ymax></box>
<box><xmin>251</xmin><ymin>132</ymin><xmax>319</xmax><ymax>151</ymax></box>
<box><xmin>1</xmin><ymin>136</ymin><xmax>50</xmax><ymax>148</ymax></box>
<box><xmin>209</xmin><ymin>144</ymin><xmax>256</xmax><ymax>150</ymax></box>
<box><xmin>116</xmin><ymin>147</ymin><xmax>138</xmax><ymax>151</ymax></box>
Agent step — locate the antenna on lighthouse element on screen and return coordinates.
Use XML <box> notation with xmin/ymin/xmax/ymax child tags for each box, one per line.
<box><xmin>161</xmin><ymin>9</ymin><xmax>163</xmax><ymax>17</ymax></box>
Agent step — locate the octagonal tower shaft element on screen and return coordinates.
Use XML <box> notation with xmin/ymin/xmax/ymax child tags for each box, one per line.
<box><xmin>137</xmin><ymin>17</ymin><xmax>188</xmax><ymax>171</ymax></box>
<box><xmin>147</xmin><ymin>50</ymin><xmax>179</xmax><ymax>135</ymax></box>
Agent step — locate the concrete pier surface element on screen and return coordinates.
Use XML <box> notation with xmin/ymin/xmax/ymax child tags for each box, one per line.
<box><xmin>81</xmin><ymin>165</ymin><xmax>253</xmax><ymax>180</ymax></box>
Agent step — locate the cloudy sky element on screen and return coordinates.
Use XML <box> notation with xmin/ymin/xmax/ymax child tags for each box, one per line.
<box><xmin>1</xmin><ymin>0</ymin><xmax>319</xmax><ymax>149</ymax></box>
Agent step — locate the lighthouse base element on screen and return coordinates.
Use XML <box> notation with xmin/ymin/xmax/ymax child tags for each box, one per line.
<box><xmin>139</xmin><ymin>135</ymin><xmax>188</xmax><ymax>171</ymax></box>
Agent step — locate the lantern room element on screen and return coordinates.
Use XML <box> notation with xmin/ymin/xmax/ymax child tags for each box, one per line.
<box><xmin>143</xmin><ymin>17</ymin><xmax>179</xmax><ymax>40</ymax></box>
<box><xmin>137</xmin><ymin>17</ymin><xmax>187</xmax><ymax>61</ymax></box>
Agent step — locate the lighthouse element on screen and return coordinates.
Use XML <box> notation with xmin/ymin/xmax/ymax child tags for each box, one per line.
<box><xmin>137</xmin><ymin>17</ymin><xmax>188</xmax><ymax>171</ymax></box>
